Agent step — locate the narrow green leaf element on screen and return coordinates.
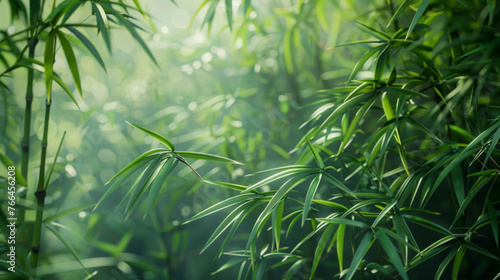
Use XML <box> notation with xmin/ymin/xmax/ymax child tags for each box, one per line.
<box><xmin>310</xmin><ymin>224</ymin><xmax>336</xmax><ymax>280</ymax></box>
<box><xmin>345</xmin><ymin>232</ymin><xmax>373</xmax><ymax>280</ymax></box>
<box><xmin>486</xmin><ymin>200</ymin><xmax>499</xmax><ymax>247</ymax></box>
<box><xmin>451</xmin><ymin>246</ymin><xmax>466</xmax><ymax>280</ymax></box>
<box><xmin>111</xmin><ymin>149</ymin><xmax>169</xmax><ymax>184</ymax></box>
<box><xmin>375</xmin><ymin>45</ymin><xmax>389</xmax><ymax>82</ymax></box>
<box><xmin>339</xmin><ymin>96</ymin><xmax>377</xmax><ymax>153</ymax></box>
<box><xmin>92</xmin><ymin>3</ymin><xmax>111</xmax><ymax>52</ymax></box>
<box><xmin>483</xmin><ymin>127</ymin><xmax>500</xmax><ymax>171</ymax></box>
<box><xmin>243</xmin><ymin>167</ymin><xmax>316</xmax><ymax>193</ymax></box>
<box><xmin>306</xmin><ymin>138</ymin><xmax>325</xmax><ymax>168</ymax></box>
<box><xmin>272</xmin><ymin>199</ymin><xmax>285</xmax><ymax>250</ymax></box>
<box><xmin>404</xmin><ymin>214</ymin><xmax>453</xmax><ymax>236</ymax></box>
<box><xmin>126</xmin><ymin>121</ymin><xmax>175</xmax><ymax>151</ymax></box>
<box><xmin>44</xmin><ymin>204</ymin><xmax>94</xmax><ymax>223</ymax></box>
<box><xmin>337</xmin><ymin>224</ymin><xmax>345</xmax><ymax>270</ymax></box>
<box><xmin>201</xmin><ymin>202</ymin><xmax>251</xmax><ymax>253</ymax></box>
<box><xmin>375</xmin><ymin>229</ymin><xmax>409</xmax><ymax>280</ymax></box>
<box><xmin>176</xmin><ymin>151</ymin><xmax>242</xmax><ymax>165</ymax></box>
<box><xmin>318</xmin><ymin>217</ymin><xmax>368</xmax><ymax>228</ymax></box>
<box><xmin>212</xmin><ymin>258</ymin><xmax>245</xmax><ymax>275</ymax></box>
<box><xmin>372</xmin><ymin>200</ymin><xmax>397</xmax><ymax>227</ymax></box>
<box><xmin>45</xmin><ymin>223</ymin><xmax>89</xmax><ymax>274</ymax></box>
<box><xmin>225</xmin><ymin>0</ymin><xmax>233</xmax><ymax>30</ymax></box>
<box><xmin>322</xmin><ymin>172</ymin><xmax>356</xmax><ymax>198</ymax></box>
<box><xmin>106</xmin><ymin>6</ymin><xmax>158</xmax><ymax>66</ymax></box>
<box><xmin>247</xmin><ymin>177</ymin><xmax>310</xmax><ymax>248</ymax></box>
<box><xmin>124</xmin><ymin>155</ymin><xmax>164</xmax><ymax>218</ymax></box>
<box><xmin>356</xmin><ymin>21</ymin><xmax>391</xmax><ymax>40</ymax></box>
<box><xmin>185</xmin><ymin>193</ymin><xmax>257</xmax><ymax>223</ymax></box>
<box><xmin>435</xmin><ymin>247</ymin><xmax>459</xmax><ymax>280</ymax></box>
<box><xmin>44</xmin><ymin>29</ymin><xmax>57</xmax><ymax>100</ymax></box>
<box><xmin>462</xmin><ymin>241</ymin><xmax>500</xmax><ymax>261</ymax></box>
<box><xmin>243</xmin><ymin>0</ymin><xmax>251</xmax><ymax>15</ymax></box>
<box><xmin>65</xmin><ymin>26</ymin><xmax>106</xmax><ymax>71</ymax></box>
<box><xmin>45</xmin><ymin>131</ymin><xmax>66</xmax><ymax>191</ymax></box>
<box><xmin>205</xmin><ymin>180</ymin><xmax>256</xmax><ymax>193</ymax></box>
<box><xmin>312</xmin><ymin>199</ymin><xmax>348</xmax><ymax>211</ymax></box>
<box><xmin>144</xmin><ymin>158</ymin><xmax>178</xmax><ymax>216</ymax></box>
<box><xmin>94</xmin><ymin>149</ymin><xmax>167</xmax><ymax>210</ymax></box>
<box><xmin>487</xmin><ymin>0</ymin><xmax>496</xmax><ymax>25</ymax></box>
<box><xmin>425</xmin><ymin>149</ymin><xmax>477</xmax><ymax>206</ymax></box>
<box><xmin>406</xmin><ymin>0</ymin><xmax>430</xmax><ymax>40</ymax></box>
<box><xmin>302</xmin><ymin>174</ymin><xmax>322</xmax><ymax>226</ymax></box>
<box><xmin>452</xmin><ymin>175</ymin><xmax>493</xmax><ymax>226</ymax></box>
<box><xmin>347</xmin><ymin>46</ymin><xmax>383</xmax><ymax>85</ymax></box>
<box><xmin>387</xmin><ymin>0</ymin><xmax>414</xmax><ymax>28</ymax></box>
<box><xmin>56</xmin><ymin>30</ymin><xmax>82</xmax><ymax>98</ymax></box>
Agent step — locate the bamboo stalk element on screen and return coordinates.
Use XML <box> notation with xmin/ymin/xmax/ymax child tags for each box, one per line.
<box><xmin>30</xmin><ymin>97</ymin><xmax>51</xmax><ymax>276</ymax></box>
<box><xmin>18</xmin><ymin>35</ymin><xmax>37</xmax><ymax>266</ymax></box>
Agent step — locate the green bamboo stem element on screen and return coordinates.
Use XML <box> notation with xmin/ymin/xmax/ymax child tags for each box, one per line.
<box><xmin>19</xmin><ymin>37</ymin><xmax>37</xmax><ymax>231</ymax></box>
<box><xmin>30</xmin><ymin>97</ymin><xmax>51</xmax><ymax>276</ymax></box>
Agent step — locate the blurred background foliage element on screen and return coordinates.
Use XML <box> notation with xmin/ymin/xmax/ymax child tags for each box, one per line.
<box><xmin>1</xmin><ymin>0</ymin><xmax>499</xmax><ymax>279</ymax></box>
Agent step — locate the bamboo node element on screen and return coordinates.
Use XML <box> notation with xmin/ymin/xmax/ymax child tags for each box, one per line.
<box><xmin>34</xmin><ymin>190</ymin><xmax>46</xmax><ymax>201</ymax></box>
<box><xmin>32</xmin><ymin>246</ymin><xmax>40</xmax><ymax>254</ymax></box>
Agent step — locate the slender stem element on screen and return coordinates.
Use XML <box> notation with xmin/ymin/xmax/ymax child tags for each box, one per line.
<box><xmin>30</xmin><ymin>98</ymin><xmax>51</xmax><ymax>276</ymax></box>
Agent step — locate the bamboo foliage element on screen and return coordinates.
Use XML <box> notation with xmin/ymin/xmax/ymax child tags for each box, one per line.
<box><xmin>107</xmin><ymin>0</ymin><xmax>498</xmax><ymax>279</ymax></box>
<box><xmin>0</xmin><ymin>0</ymin><xmax>159</xmax><ymax>278</ymax></box>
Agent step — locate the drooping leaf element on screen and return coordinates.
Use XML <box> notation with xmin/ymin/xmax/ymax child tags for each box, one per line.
<box><xmin>406</xmin><ymin>0</ymin><xmax>430</xmax><ymax>40</ymax></box>
<box><xmin>302</xmin><ymin>173</ymin><xmax>322</xmax><ymax>226</ymax></box>
<box><xmin>44</xmin><ymin>29</ymin><xmax>57</xmax><ymax>100</ymax></box>
<box><xmin>345</xmin><ymin>232</ymin><xmax>374</xmax><ymax>280</ymax></box>
<box><xmin>126</xmin><ymin>121</ymin><xmax>175</xmax><ymax>151</ymax></box>
<box><xmin>56</xmin><ymin>30</ymin><xmax>82</xmax><ymax>98</ymax></box>
<box><xmin>65</xmin><ymin>26</ymin><xmax>107</xmax><ymax>71</ymax></box>
<box><xmin>176</xmin><ymin>151</ymin><xmax>243</xmax><ymax>165</ymax></box>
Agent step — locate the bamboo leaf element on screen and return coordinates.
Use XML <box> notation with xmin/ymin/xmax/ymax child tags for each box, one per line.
<box><xmin>452</xmin><ymin>175</ymin><xmax>494</xmax><ymax>226</ymax></box>
<box><xmin>205</xmin><ymin>180</ymin><xmax>256</xmax><ymax>193</ymax></box>
<box><xmin>44</xmin><ymin>29</ymin><xmax>57</xmax><ymax>100</ymax></box>
<box><xmin>272</xmin><ymin>199</ymin><xmax>285</xmax><ymax>250</ymax></box>
<box><xmin>302</xmin><ymin>173</ymin><xmax>322</xmax><ymax>226</ymax></box>
<box><xmin>345</xmin><ymin>232</ymin><xmax>373</xmax><ymax>280</ymax></box>
<box><xmin>375</xmin><ymin>229</ymin><xmax>409</xmax><ymax>280</ymax></box>
<box><xmin>144</xmin><ymin>158</ymin><xmax>178</xmax><ymax>216</ymax></box>
<box><xmin>94</xmin><ymin>149</ymin><xmax>167</xmax><ymax>210</ymax></box>
<box><xmin>451</xmin><ymin>246</ymin><xmax>466</xmax><ymax>280</ymax></box>
<box><xmin>406</xmin><ymin>0</ymin><xmax>430</xmax><ymax>40</ymax></box>
<box><xmin>323</xmin><ymin>172</ymin><xmax>356</xmax><ymax>198</ymax></box>
<box><xmin>387</xmin><ymin>0</ymin><xmax>414</xmax><ymax>28</ymax></box>
<box><xmin>337</xmin><ymin>224</ymin><xmax>345</xmax><ymax>270</ymax></box>
<box><xmin>92</xmin><ymin>3</ymin><xmax>111</xmax><ymax>52</ymax></box>
<box><xmin>486</xmin><ymin>200</ymin><xmax>499</xmax><ymax>247</ymax></box>
<box><xmin>176</xmin><ymin>151</ymin><xmax>243</xmax><ymax>165</ymax></box>
<box><xmin>483</xmin><ymin>127</ymin><xmax>500</xmax><ymax>171</ymax></box>
<box><xmin>310</xmin><ymin>224</ymin><xmax>336</xmax><ymax>280</ymax></box>
<box><xmin>435</xmin><ymin>247</ymin><xmax>459</xmax><ymax>280</ymax></box>
<box><xmin>201</xmin><ymin>202</ymin><xmax>251</xmax><ymax>253</ymax></box>
<box><xmin>45</xmin><ymin>223</ymin><xmax>89</xmax><ymax>274</ymax></box>
<box><xmin>126</xmin><ymin>121</ymin><xmax>175</xmax><ymax>151</ymax></box>
<box><xmin>462</xmin><ymin>241</ymin><xmax>500</xmax><ymax>261</ymax></box>
<box><xmin>124</xmin><ymin>154</ymin><xmax>165</xmax><ymax>218</ymax></box>
<box><xmin>185</xmin><ymin>193</ymin><xmax>257</xmax><ymax>223</ymax></box>
<box><xmin>318</xmin><ymin>217</ymin><xmax>368</xmax><ymax>228</ymax></box>
<box><xmin>306</xmin><ymin>138</ymin><xmax>325</xmax><ymax>168</ymax></box>
<box><xmin>347</xmin><ymin>46</ymin><xmax>384</xmax><ymax>85</ymax></box>
<box><xmin>65</xmin><ymin>26</ymin><xmax>106</xmax><ymax>71</ymax></box>
<box><xmin>372</xmin><ymin>200</ymin><xmax>397</xmax><ymax>227</ymax></box>
<box><xmin>56</xmin><ymin>30</ymin><xmax>82</xmax><ymax>98</ymax></box>
<box><xmin>225</xmin><ymin>0</ymin><xmax>233</xmax><ymax>30</ymax></box>
<box><xmin>44</xmin><ymin>204</ymin><xmax>94</xmax><ymax>223</ymax></box>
